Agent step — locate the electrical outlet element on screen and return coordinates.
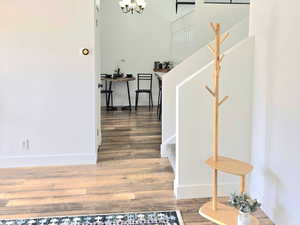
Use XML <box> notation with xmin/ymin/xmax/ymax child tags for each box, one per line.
<box><xmin>21</xmin><ymin>140</ymin><xmax>26</xmax><ymax>149</ymax></box>
<box><xmin>21</xmin><ymin>138</ymin><xmax>30</xmax><ymax>150</ymax></box>
<box><xmin>26</xmin><ymin>139</ymin><xmax>30</xmax><ymax>150</ymax></box>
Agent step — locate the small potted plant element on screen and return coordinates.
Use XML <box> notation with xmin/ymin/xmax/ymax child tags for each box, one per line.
<box><xmin>229</xmin><ymin>192</ymin><xmax>261</xmax><ymax>225</ymax></box>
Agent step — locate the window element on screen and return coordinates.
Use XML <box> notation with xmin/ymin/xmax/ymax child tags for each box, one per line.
<box><xmin>204</xmin><ymin>0</ymin><xmax>249</xmax><ymax>4</ymax></box>
<box><xmin>176</xmin><ymin>0</ymin><xmax>196</xmax><ymax>13</ymax></box>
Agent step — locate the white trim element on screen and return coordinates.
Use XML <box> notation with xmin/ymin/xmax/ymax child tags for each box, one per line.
<box><xmin>167</xmin><ymin>144</ymin><xmax>176</xmax><ymax>171</ymax></box>
<box><xmin>175</xmin><ymin>210</ymin><xmax>185</xmax><ymax>225</ymax></box>
<box><xmin>171</xmin><ymin>8</ymin><xmax>196</xmax><ymax>24</ymax></box>
<box><xmin>177</xmin><ymin>37</ymin><xmax>253</xmax><ymax>89</ymax></box>
<box><xmin>160</xmin><ymin>143</ymin><xmax>168</xmax><ymax>158</ymax></box>
<box><xmin>161</xmin><ymin>134</ymin><xmax>176</xmax><ymax>158</ymax></box>
<box><xmin>174</xmin><ymin>182</ymin><xmax>239</xmax><ymax>199</ymax></box>
<box><xmin>0</xmin><ymin>153</ymin><xmax>97</xmax><ymax>168</ymax></box>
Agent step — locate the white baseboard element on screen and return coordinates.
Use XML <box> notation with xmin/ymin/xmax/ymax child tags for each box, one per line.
<box><xmin>174</xmin><ymin>181</ymin><xmax>239</xmax><ymax>199</ymax></box>
<box><xmin>0</xmin><ymin>153</ymin><xmax>97</xmax><ymax>168</ymax></box>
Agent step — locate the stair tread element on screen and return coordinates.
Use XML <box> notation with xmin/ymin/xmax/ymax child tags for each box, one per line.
<box><xmin>205</xmin><ymin>156</ymin><xmax>253</xmax><ymax>176</ymax></box>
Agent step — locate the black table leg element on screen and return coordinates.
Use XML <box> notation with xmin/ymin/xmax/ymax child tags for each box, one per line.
<box><xmin>107</xmin><ymin>81</ymin><xmax>112</xmax><ymax>107</ymax></box>
<box><xmin>107</xmin><ymin>81</ymin><xmax>117</xmax><ymax>111</ymax></box>
<box><xmin>127</xmin><ymin>81</ymin><xmax>132</xmax><ymax>110</ymax></box>
<box><xmin>122</xmin><ymin>81</ymin><xmax>132</xmax><ymax>111</ymax></box>
<box><xmin>104</xmin><ymin>81</ymin><xmax>109</xmax><ymax>108</ymax></box>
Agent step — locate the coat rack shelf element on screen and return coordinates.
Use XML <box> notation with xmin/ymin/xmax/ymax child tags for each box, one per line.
<box><xmin>206</xmin><ymin>156</ymin><xmax>253</xmax><ymax>176</ymax></box>
<box><xmin>198</xmin><ymin>23</ymin><xmax>259</xmax><ymax>225</ymax></box>
<box><xmin>200</xmin><ymin>202</ymin><xmax>259</xmax><ymax>225</ymax></box>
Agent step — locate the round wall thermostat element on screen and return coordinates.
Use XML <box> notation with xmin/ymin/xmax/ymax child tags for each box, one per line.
<box><xmin>82</xmin><ymin>48</ymin><xmax>90</xmax><ymax>56</ymax></box>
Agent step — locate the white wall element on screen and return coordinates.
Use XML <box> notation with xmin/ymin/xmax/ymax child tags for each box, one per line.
<box><xmin>0</xmin><ymin>0</ymin><xmax>98</xmax><ymax>167</ymax></box>
<box><xmin>163</xmin><ymin>5</ymin><xmax>249</xmax><ymax>145</ymax></box>
<box><xmin>175</xmin><ymin>37</ymin><xmax>254</xmax><ymax>199</ymax></box>
<box><xmin>171</xmin><ymin>1</ymin><xmax>249</xmax><ymax>64</ymax></box>
<box><xmin>249</xmin><ymin>1</ymin><xmax>300</xmax><ymax>224</ymax></box>
<box><xmin>100</xmin><ymin>0</ymin><xmax>172</xmax><ymax>106</ymax></box>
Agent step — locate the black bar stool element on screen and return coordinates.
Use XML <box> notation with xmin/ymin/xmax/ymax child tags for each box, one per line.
<box><xmin>135</xmin><ymin>73</ymin><xmax>153</xmax><ymax>110</ymax></box>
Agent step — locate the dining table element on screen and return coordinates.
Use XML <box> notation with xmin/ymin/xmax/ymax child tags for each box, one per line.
<box><xmin>101</xmin><ymin>76</ymin><xmax>136</xmax><ymax>111</ymax></box>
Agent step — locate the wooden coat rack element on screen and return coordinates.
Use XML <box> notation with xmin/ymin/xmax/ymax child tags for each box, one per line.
<box><xmin>198</xmin><ymin>23</ymin><xmax>259</xmax><ymax>225</ymax></box>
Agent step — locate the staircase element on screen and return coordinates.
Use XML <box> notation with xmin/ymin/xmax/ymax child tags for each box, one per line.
<box><xmin>174</xmin><ymin>37</ymin><xmax>254</xmax><ymax>199</ymax></box>
<box><xmin>162</xmin><ymin>17</ymin><xmax>249</xmax><ymax>171</ymax></box>
<box><xmin>163</xmin><ymin>16</ymin><xmax>250</xmax><ymax>147</ymax></box>
<box><xmin>161</xmin><ymin>3</ymin><xmax>254</xmax><ymax>200</ymax></box>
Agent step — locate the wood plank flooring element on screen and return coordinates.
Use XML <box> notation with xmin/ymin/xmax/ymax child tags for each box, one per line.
<box><xmin>99</xmin><ymin>107</ymin><xmax>162</xmax><ymax>162</ymax></box>
<box><xmin>0</xmin><ymin>107</ymin><xmax>273</xmax><ymax>225</ymax></box>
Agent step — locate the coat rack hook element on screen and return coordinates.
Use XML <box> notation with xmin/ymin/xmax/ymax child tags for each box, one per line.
<box><xmin>221</xmin><ymin>33</ymin><xmax>230</xmax><ymax>44</ymax></box>
<box><xmin>220</xmin><ymin>54</ymin><xmax>225</xmax><ymax>63</ymax></box>
<box><xmin>208</xmin><ymin>44</ymin><xmax>216</xmax><ymax>56</ymax></box>
<box><xmin>210</xmin><ymin>22</ymin><xmax>217</xmax><ymax>33</ymax></box>
<box><xmin>205</xmin><ymin>85</ymin><xmax>215</xmax><ymax>97</ymax></box>
<box><xmin>218</xmin><ymin>96</ymin><xmax>229</xmax><ymax>106</ymax></box>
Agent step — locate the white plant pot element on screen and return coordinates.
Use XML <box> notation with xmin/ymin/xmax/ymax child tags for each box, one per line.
<box><xmin>238</xmin><ymin>211</ymin><xmax>251</xmax><ymax>225</ymax></box>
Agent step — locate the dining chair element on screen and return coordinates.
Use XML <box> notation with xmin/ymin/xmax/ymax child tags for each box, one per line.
<box><xmin>135</xmin><ymin>73</ymin><xmax>153</xmax><ymax>110</ymax></box>
<box><xmin>100</xmin><ymin>74</ymin><xmax>114</xmax><ymax>109</ymax></box>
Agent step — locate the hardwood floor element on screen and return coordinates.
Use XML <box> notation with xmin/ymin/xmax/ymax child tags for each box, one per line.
<box><xmin>0</xmin><ymin>107</ymin><xmax>273</xmax><ymax>225</ymax></box>
<box><xmin>99</xmin><ymin>107</ymin><xmax>162</xmax><ymax>162</ymax></box>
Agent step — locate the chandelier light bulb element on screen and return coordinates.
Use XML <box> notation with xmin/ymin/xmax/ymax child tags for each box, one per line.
<box><xmin>123</xmin><ymin>0</ymin><xmax>131</xmax><ymax>5</ymax></box>
<box><xmin>119</xmin><ymin>0</ymin><xmax>146</xmax><ymax>14</ymax></box>
<box><xmin>136</xmin><ymin>0</ymin><xmax>144</xmax><ymax>6</ymax></box>
<box><xmin>119</xmin><ymin>1</ymin><xmax>125</xmax><ymax>8</ymax></box>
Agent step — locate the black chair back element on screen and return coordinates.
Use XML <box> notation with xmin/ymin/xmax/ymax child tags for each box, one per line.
<box><xmin>137</xmin><ymin>73</ymin><xmax>153</xmax><ymax>91</ymax></box>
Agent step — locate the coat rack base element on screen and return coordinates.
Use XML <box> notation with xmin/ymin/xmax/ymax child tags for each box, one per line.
<box><xmin>199</xmin><ymin>201</ymin><xmax>259</xmax><ymax>225</ymax></box>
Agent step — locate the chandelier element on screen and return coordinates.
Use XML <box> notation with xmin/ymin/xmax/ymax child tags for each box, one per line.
<box><xmin>119</xmin><ymin>0</ymin><xmax>146</xmax><ymax>14</ymax></box>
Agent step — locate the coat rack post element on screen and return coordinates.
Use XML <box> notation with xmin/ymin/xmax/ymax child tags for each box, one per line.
<box><xmin>212</xmin><ymin>23</ymin><xmax>221</xmax><ymax>211</ymax></box>
<box><xmin>240</xmin><ymin>175</ymin><xmax>245</xmax><ymax>193</ymax></box>
<box><xmin>199</xmin><ymin>23</ymin><xmax>259</xmax><ymax>225</ymax></box>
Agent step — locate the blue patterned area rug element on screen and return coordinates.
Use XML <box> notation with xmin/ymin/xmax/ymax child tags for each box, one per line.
<box><xmin>0</xmin><ymin>211</ymin><xmax>184</xmax><ymax>225</ymax></box>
